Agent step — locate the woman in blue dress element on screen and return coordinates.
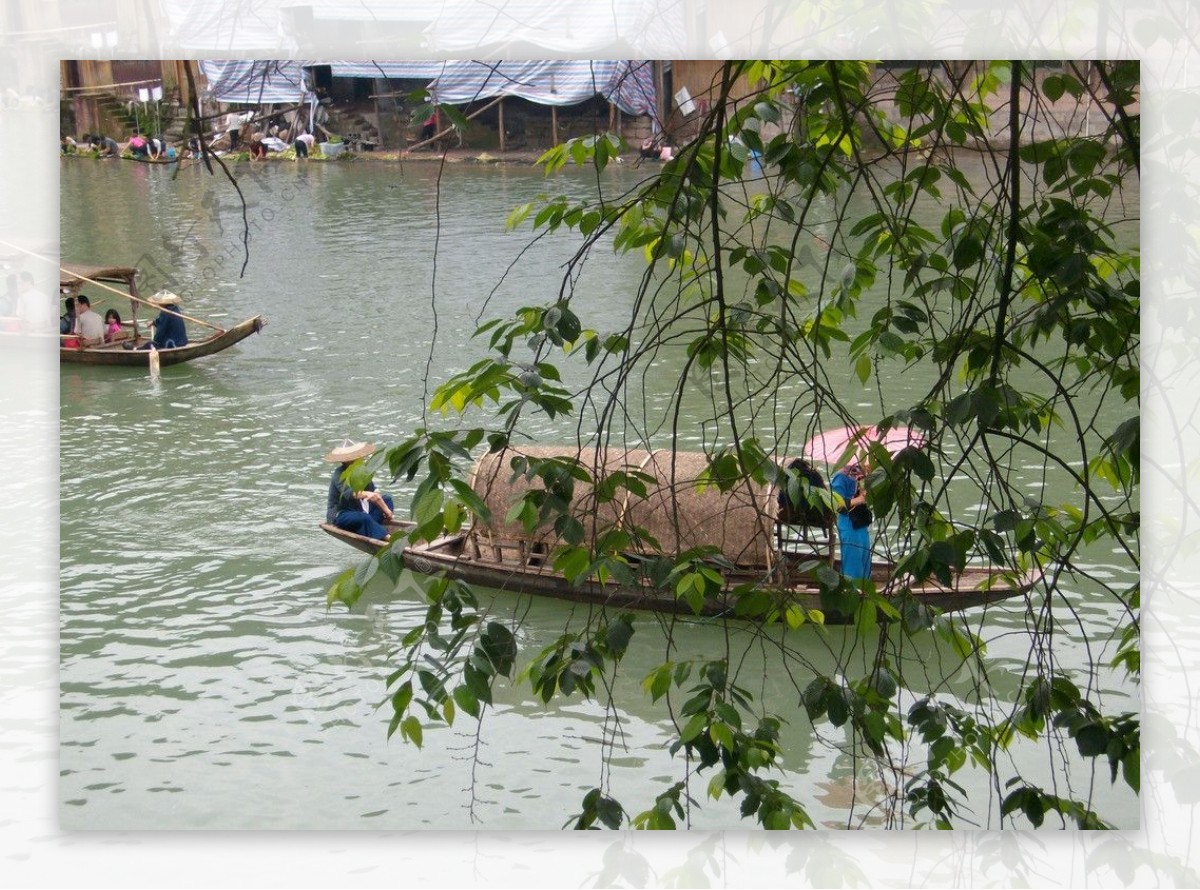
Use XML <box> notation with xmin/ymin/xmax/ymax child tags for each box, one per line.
<box><xmin>830</xmin><ymin>462</ymin><xmax>872</xmax><ymax>581</ymax></box>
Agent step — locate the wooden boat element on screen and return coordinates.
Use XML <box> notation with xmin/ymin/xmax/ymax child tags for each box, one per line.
<box><xmin>321</xmin><ymin>446</ymin><xmax>1042</xmax><ymax>620</ymax></box>
<box><xmin>59</xmin><ymin>264</ymin><xmax>264</xmax><ymax>366</ymax></box>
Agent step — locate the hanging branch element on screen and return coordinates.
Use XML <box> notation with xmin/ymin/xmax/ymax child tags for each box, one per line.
<box><xmin>183</xmin><ymin>60</ymin><xmax>253</xmax><ymax>278</ymax></box>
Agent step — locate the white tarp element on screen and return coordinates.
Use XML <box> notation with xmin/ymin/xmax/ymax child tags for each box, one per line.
<box><xmin>422</xmin><ymin>0</ymin><xmax>688</xmax><ymax>56</ymax></box>
<box><xmin>199</xmin><ymin>60</ymin><xmax>311</xmax><ymax>104</ymax></box>
<box><xmin>428</xmin><ymin>60</ymin><xmax>656</xmax><ymax>116</ymax></box>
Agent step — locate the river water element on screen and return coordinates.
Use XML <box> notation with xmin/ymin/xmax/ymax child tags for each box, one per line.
<box><xmin>59</xmin><ymin>155</ymin><xmax>1138</xmax><ymax>829</ymax></box>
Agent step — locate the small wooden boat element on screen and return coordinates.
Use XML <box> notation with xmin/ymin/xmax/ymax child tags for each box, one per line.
<box><xmin>59</xmin><ymin>263</ymin><xmax>264</xmax><ymax>366</ymax></box>
<box><xmin>321</xmin><ymin>446</ymin><xmax>1042</xmax><ymax>621</ymax></box>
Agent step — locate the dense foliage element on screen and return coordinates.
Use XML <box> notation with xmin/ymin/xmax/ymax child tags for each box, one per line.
<box><xmin>329</xmin><ymin>60</ymin><xmax>1139</xmax><ymax>829</ymax></box>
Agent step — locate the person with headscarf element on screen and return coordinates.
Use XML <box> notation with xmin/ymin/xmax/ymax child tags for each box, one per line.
<box><xmin>831</xmin><ymin>462</ymin><xmax>872</xmax><ymax>581</ymax></box>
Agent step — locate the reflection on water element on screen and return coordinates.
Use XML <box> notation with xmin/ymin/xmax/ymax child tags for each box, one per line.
<box><xmin>59</xmin><ymin>158</ymin><xmax>1137</xmax><ymax>828</ymax></box>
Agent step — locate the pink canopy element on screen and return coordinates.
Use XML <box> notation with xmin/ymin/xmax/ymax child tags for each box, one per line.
<box><xmin>803</xmin><ymin>424</ymin><xmax>927</xmax><ymax>467</ymax></box>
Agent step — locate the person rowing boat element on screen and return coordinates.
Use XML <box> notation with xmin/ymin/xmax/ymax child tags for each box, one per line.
<box><xmin>323</xmin><ymin>441</ymin><xmax>395</xmax><ymax>542</ymax></box>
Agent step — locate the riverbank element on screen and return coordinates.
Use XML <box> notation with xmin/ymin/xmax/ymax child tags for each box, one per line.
<box><xmin>62</xmin><ymin>146</ymin><xmax>630</xmax><ymax>167</ymax></box>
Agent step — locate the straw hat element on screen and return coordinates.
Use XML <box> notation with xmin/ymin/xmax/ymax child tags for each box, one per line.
<box><xmin>147</xmin><ymin>289</ymin><xmax>183</xmax><ymax>308</ymax></box>
<box><xmin>323</xmin><ymin>440</ymin><xmax>377</xmax><ymax>464</ymax></box>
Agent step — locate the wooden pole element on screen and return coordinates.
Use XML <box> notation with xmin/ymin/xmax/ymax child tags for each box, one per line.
<box><xmin>63</xmin><ymin>267</ymin><xmax>226</xmax><ymax>333</ymax></box>
<box><xmin>499</xmin><ymin>98</ymin><xmax>505</xmax><ymax>152</ymax></box>
<box><xmin>374</xmin><ymin>92</ymin><xmax>382</xmax><ymax>149</ymax></box>
<box><xmin>551</xmin><ymin>105</ymin><xmax>558</xmax><ymax>147</ymax></box>
<box><xmin>406</xmin><ymin>96</ymin><xmax>503</xmax><ymax>152</ymax></box>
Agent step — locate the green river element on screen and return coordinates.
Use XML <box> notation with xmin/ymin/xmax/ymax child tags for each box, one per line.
<box><xmin>57</xmin><ymin>155</ymin><xmax>1137</xmax><ymax>829</ymax></box>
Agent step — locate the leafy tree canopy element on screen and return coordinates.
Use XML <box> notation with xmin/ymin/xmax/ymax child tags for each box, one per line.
<box><xmin>329</xmin><ymin>60</ymin><xmax>1139</xmax><ymax>830</ymax></box>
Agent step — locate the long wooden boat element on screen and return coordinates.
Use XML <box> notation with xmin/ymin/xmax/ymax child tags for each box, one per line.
<box><xmin>59</xmin><ymin>263</ymin><xmax>264</xmax><ymax>366</ymax></box>
<box><xmin>321</xmin><ymin>446</ymin><xmax>1042</xmax><ymax>620</ymax></box>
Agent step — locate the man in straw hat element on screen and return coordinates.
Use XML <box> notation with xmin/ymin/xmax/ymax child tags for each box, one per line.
<box><xmin>136</xmin><ymin>290</ymin><xmax>189</xmax><ymax>350</ymax></box>
<box><xmin>324</xmin><ymin>441</ymin><xmax>395</xmax><ymax>541</ymax></box>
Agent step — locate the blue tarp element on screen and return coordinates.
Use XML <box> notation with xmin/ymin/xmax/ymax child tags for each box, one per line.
<box><xmin>200</xmin><ymin>60</ymin><xmax>311</xmax><ymax>104</ymax></box>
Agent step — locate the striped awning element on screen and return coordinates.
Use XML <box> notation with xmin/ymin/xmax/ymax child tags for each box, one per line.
<box><xmin>200</xmin><ymin>60</ymin><xmax>311</xmax><ymax>104</ymax></box>
<box><xmin>325</xmin><ymin>61</ymin><xmax>452</xmax><ymax>81</ymax></box>
<box><xmin>428</xmin><ymin>60</ymin><xmax>656</xmax><ymax>116</ymax></box>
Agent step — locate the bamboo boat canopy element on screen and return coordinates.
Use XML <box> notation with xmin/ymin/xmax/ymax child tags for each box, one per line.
<box><xmin>469</xmin><ymin>446</ymin><xmax>779</xmax><ymax>568</ymax></box>
<box><xmin>60</xmin><ymin>264</ymin><xmax>139</xmax><ymax>293</ymax></box>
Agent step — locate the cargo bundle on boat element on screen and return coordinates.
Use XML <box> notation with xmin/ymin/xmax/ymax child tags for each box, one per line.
<box><xmin>321</xmin><ymin>445</ymin><xmax>1041</xmax><ymax>620</ymax></box>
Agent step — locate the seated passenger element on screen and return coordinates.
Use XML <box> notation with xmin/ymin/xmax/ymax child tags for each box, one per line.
<box><xmin>324</xmin><ymin>441</ymin><xmax>395</xmax><ymax>541</ymax></box>
<box><xmin>73</xmin><ymin>295</ymin><xmax>105</xmax><ymax>346</ymax></box>
<box><xmin>60</xmin><ymin>297</ymin><xmax>76</xmax><ymax>335</ymax></box>
<box><xmin>777</xmin><ymin>458</ymin><xmax>832</xmax><ymax>526</ymax></box>
<box><xmin>103</xmin><ymin>308</ymin><xmax>125</xmax><ymax>342</ymax></box>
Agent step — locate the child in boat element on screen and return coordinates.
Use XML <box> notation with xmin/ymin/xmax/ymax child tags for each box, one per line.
<box><xmin>103</xmin><ymin>309</ymin><xmax>123</xmax><ymax>342</ymax></box>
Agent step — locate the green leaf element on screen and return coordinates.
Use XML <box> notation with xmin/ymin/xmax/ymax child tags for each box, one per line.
<box><xmin>680</xmin><ymin>712</ymin><xmax>709</xmax><ymax>743</ymax></box>
<box><xmin>603</xmin><ymin>615</ymin><xmax>635</xmax><ymax>657</ymax></box>
<box><xmin>1074</xmin><ymin>723</ymin><xmax>1109</xmax><ymax>757</ymax></box>
<box><xmin>645</xmin><ymin>663</ymin><xmax>672</xmax><ymax>701</ymax></box>
<box><xmin>854</xmin><ymin>352</ymin><xmax>872</xmax><ymax>384</ymax></box>
<box><xmin>478</xmin><ymin>621</ymin><xmax>518</xmax><ymax>677</ymax></box>
<box><xmin>401</xmin><ymin>715</ymin><xmax>424</xmax><ymax>748</ymax></box>
<box><xmin>710</xmin><ymin>721</ymin><xmax>735</xmax><ymax>751</ymax></box>
<box><xmin>596</xmin><ymin>795</ymin><xmax>624</xmax><ymax>830</ymax></box>
<box><xmin>453</xmin><ymin>683</ymin><xmax>480</xmax><ymax>718</ymax></box>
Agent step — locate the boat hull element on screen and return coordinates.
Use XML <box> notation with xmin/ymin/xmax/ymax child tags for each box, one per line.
<box><xmin>60</xmin><ymin>316</ymin><xmax>264</xmax><ymax>366</ymax></box>
<box><xmin>320</xmin><ymin>522</ymin><xmax>1037</xmax><ymax>620</ymax></box>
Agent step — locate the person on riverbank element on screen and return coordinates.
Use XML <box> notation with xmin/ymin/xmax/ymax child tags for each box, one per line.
<box><xmin>420</xmin><ymin>109</ymin><xmax>439</xmax><ymax>142</ymax></box>
<box><xmin>324</xmin><ymin>441</ymin><xmax>395</xmax><ymax>541</ymax></box>
<box><xmin>223</xmin><ymin>111</ymin><xmax>242</xmax><ymax>151</ymax></box>
<box><xmin>128</xmin><ymin>134</ymin><xmax>149</xmax><ymax>159</ymax></box>
<box><xmin>73</xmin><ymin>294</ymin><xmax>104</xmax><ymax>346</ymax></box>
<box><xmin>91</xmin><ymin>134</ymin><xmax>120</xmax><ymax>157</ymax></box>
<box><xmin>293</xmin><ymin>132</ymin><xmax>315</xmax><ymax>159</ymax></box>
<box><xmin>249</xmin><ymin>133</ymin><xmax>268</xmax><ymax>160</ymax></box>
<box><xmin>831</xmin><ymin>462</ymin><xmax>872</xmax><ymax>581</ymax></box>
<box><xmin>137</xmin><ymin>291</ymin><xmax>188</xmax><ymax>350</ymax></box>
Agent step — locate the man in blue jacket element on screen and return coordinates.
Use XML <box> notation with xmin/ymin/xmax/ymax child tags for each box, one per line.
<box><xmin>139</xmin><ymin>290</ymin><xmax>189</xmax><ymax>349</ymax></box>
<box><xmin>324</xmin><ymin>441</ymin><xmax>395</xmax><ymax>541</ymax></box>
